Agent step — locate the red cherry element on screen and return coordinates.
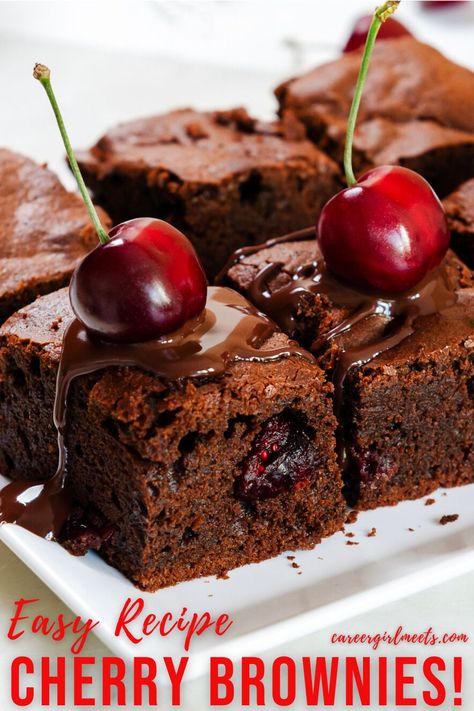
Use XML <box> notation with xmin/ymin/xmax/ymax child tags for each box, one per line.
<box><xmin>343</xmin><ymin>15</ymin><xmax>411</xmax><ymax>53</ymax></box>
<box><xmin>70</xmin><ymin>218</ymin><xmax>207</xmax><ymax>343</ymax></box>
<box><xmin>422</xmin><ymin>1</ymin><xmax>465</xmax><ymax>9</ymax></box>
<box><xmin>318</xmin><ymin>166</ymin><xmax>450</xmax><ymax>294</ymax></box>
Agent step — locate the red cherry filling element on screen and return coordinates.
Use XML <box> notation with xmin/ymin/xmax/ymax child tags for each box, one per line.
<box><xmin>343</xmin><ymin>15</ymin><xmax>411</xmax><ymax>53</ymax></box>
<box><xmin>318</xmin><ymin>165</ymin><xmax>450</xmax><ymax>294</ymax></box>
<box><xmin>234</xmin><ymin>413</ymin><xmax>318</xmax><ymax>501</ymax></box>
<box><xmin>354</xmin><ymin>451</ymin><xmax>398</xmax><ymax>486</ymax></box>
<box><xmin>70</xmin><ymin>218</ymin><xmax>207</xmax><ymax>343</ymax></box>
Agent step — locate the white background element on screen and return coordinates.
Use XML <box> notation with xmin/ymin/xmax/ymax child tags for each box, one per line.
<box><xmin>0</xmin><ymin>1</ymin><xmax>473</xmax><ymax>709</ymax></box>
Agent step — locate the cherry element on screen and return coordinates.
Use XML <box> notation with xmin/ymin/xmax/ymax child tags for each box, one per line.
<box><xmin>234</xmin><ymin>414</ymin><xmax>318</xmax><ymax>501</ymax></box>
<box><xmin>422</xmin><ymin>1</ymin><xmax>465</xmax><ymax>9</ymax></box>
<box><xmin>343</xmin><ymin>14</ymin><xmax>411</xmax><ymax>53</ymax></box>
<box><xmin>319</xmin><ymin>166</ymin><xmax>449</xmax><ymax>293</ymax></box>
<box><xmin>34</xmin><ymin>64</ymin><xmax>207</xmax><ymax>343</ymax></box>
<box><xmin>70</xmin><ymin>218</ymin><xmax>207</xmax><ymax>342</ymax></box>
<box><xmin>318</xmin><ymin>2</ymin><xmax>449</xmax><ymax>295</ymax></box>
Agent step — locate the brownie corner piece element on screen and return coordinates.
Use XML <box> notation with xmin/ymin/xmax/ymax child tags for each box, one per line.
<box><xmin>0</xmin><ymin>287</ymin><xmax>345</xmax><ymax>590</ymax></box>
<box><xmin>222</xmin><ymin>236</ymin><xmax>474</xmax><ymax>511</ymax></box>
<box><xmin>343</xmin><ymin>302</ymin><xmax>474</xmax><ymax>509</ymax></box>
<box><xmin>275</xmin><ymin>37</ymin><xmax>474</xmax><ymax>196</ymax></box>
<box><xmin>76</xmin><ymin>107</ymin><xmax>341</xmax><ymax>278</ymax></box>
<box><xmin>0</xmin><ymin>148</ymin><xmax>110</xmax><ymax>324</ymax></box>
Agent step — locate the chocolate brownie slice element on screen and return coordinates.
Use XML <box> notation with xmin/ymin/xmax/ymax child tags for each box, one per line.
<box><xmin>0</xmin><ymin>148</ymin><xmax>110</xmax><ymax>324</ymax></box>
<box><xmin>0</xmin><ymin>287</ymin><xmax>344</xmax><ymax>590</ymax></box>
<box><xmin>276</xmin><ymin>38</ymin><xmax>474</xmax><ymax>196</ymax></box>
<box><xmin>223</xmin><ymin>235</ymin><xmax>474</xmax><ymax>509</ymax></box>
<box><xmin>444</xmin><ymin>179</ymin><xmax>474</xmax><ymax>269</ymax></box>
<box><xmin>76</xmin><ymin>108</ymin><xmax>341</xmax><ymax>278</ymax></box>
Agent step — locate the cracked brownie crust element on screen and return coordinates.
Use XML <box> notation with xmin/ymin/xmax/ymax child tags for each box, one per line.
<box><xmin>76</xmin><ymin>108</ymin><xmax>341</xmax><ymax>278</ymax></box>
<box><xmin>0</xmin><ymin>148</ymin><xmax>110</xmax><ymax>324</ymax></box>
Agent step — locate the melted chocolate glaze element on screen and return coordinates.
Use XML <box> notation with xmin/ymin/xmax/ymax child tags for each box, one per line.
<box><xmin>221</xmin><ymin>228</ymin><xmax>459</xmax><ymax>468</ymax></box>
<box><xmin>0</xmin><ymin>286</ymin><xmax>311</xmax><ymax>540</ymax></box>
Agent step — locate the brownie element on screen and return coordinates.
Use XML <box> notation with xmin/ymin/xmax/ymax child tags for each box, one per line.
<box><xmin>0</xmin><ymin>287</ymin><xmax>345</xmax><ymax>590</ymax></box>
<box><xmin>444</xmin><ymin>179</ymin><xmax>474</xmax><ymax>269</ymax></box>
<box><xmin>75</xmin><ymin>108</ymin><xmax>341</xmax><ymax>278</ymax></box>
<box><xmin>223</xmin><ymin>236</ymin><xmax>474</xmax><ymax>510</ymax></box>
<box><xmin>276</xmin><ymin>38</ymin><xmax>474</xmax><ymax>196</ymax></box>
<box><xmin>0</xmin><ymin>148</ymin><xmax>110</xmax><ymax>324</ymax></box>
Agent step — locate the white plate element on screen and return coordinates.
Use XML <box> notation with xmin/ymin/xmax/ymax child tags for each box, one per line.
<box><xmin>1</xmin><ymin>476</ymin><xmax>473</xmax><ymax>681</ymax></box>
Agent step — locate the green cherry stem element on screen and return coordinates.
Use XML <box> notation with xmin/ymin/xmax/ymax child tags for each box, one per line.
<box><xmin>343</xmin><ymin>0</ymin><xmax>401</xmax><ymax>187</ymax></box>
<box><xmin>33</xmin><ymin>63</ymin><xmax>109</xmax><ymax>245</ymax></box>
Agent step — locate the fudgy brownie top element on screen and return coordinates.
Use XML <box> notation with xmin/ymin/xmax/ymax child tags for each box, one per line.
<box><xmin>323</xmin><ymin>116</ymin><xmax>474</xmax><ymax>170</ymax></box>
<box><xmin>276</xmin><ymin>38</ymin><xmax>474</xmax><ymax>133</ymax></box>
<box><xmin>76</xmin><ymin>107</ymin><xmax>338</xmax><ymax>184</ymax></box>
<box><xmin>0</xmin><ymin>148</ymin><xmax>109</xmax><ymax>320</ymax></box>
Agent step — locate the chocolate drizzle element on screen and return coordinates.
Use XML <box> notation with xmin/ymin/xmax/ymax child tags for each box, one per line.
<box><xmin>0</xmin><ymin>286</ymin><xmax>311</xmax><ymax>540</ymax></box>
<box><xmin>222</xmin><ymin>228</ymin><xmax>460</xmax><ymax>468</ymax></box>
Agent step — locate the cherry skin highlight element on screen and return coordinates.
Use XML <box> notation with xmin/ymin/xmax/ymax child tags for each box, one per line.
<box><xmin>343</xmin><ymin>15</ymin><xmax>411</xmax><ymax>53</ymax></box>
<box><xmin>317</xmin><ymin>166</ymin><xmax>450</xmax><ymax>295</ymax></box>
<box><xmin>70</xmin><ymin>218</ymin><xmax>208</xmax><ymax>343</ymax></box>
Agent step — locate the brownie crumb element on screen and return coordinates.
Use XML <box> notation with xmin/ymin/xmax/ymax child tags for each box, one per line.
<box><xmin>367</xmin><ymin>528</ymin><xmax>377</xmax><ymax>537</ymax></box>
<box><xmin>425</xmin><ymin>498</ymin><xmax>436</xmax><ymax>506</ymax></box>
<box><xmin>291</xmin><ymin>561</ymin><xmax>300</xmax><ymax>569</ymax></box>
<box><xmin>346</xmin><ymin>540</ymin><xmax>359</xmax><ymax>546</ymax></box>
<box><xmin>287</xmin><ymin>555</ymin><xmax>295</xmax><ymax>560</ymax></box>
<box><xmin>440</xmin><ymin>514</ymin><xmax>459</xmax><ymax>525</ymax></box>
<box><xmin>345</xmin><ymin>532</ymin><xmax>355</xmax><ymax>538</ymax></box>
<box><xmin>185</xmin><ymin>122</ymin><xmax>209</xmax><ymax>140</ymax></box>
<box><xmin>408</xmin><ymin>528</ymin><xmax>415</xmax><ymax>532</ymax></box>
<box><xmin>297</xmin><ymin>571</ymin><xmax>302</xmax><ymax>575</ymax></box>
<box><xmin>346</xmin><ymin>511</ymin><xmax>358</xmax><ymax>524</ymax></box>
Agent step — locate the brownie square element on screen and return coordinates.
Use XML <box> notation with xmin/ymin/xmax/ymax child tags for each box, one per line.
<box><xmin>444</xmin><ymin>179</ymin><xmax>474</xmax><ymax>269</ymax></box>
<box><xmin>223</xmin><ymin>237</ymin><xmax>474</xmax><ymax>509</ymax></box>
<box><xmin>0</xmin><ymin>287</ymin><xmax>345</xmax><ymax>590</ymax></box>
<box><xmin>276</xmin><ymin>38</ymin><xmax>474</xmax><ymax>196</ymax></box>
<box><xmin>76</xmin><ymin>108</ymin><xmax>341</xmax><ymax>278</ymax></box>
<box><xmin>0</xmin><ymin>148</ymin><xmax>110</xmax><ymax>324</ymax></box>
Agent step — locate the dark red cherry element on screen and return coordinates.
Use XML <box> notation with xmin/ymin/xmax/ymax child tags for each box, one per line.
<box><xmin>422</xmin><ymin>1</ymin><xmax>465</xmax><ymax>9</ymax></box>
<box><xmin>70</xmin><ymin>218</ymin><xmax>207</xmax><ymax>343</ymax></box>
<box><xmin>318</xmin><ymin>166</ymin><xmax>450</xmax><ymax>294</ymax></box>
<box><xmin>343</xmin><ymin>15</ymin><xmax>411</xmax><ymax>53</ymax></box>
<box><xmin>234</xmin><ymin>414</ymin><xmax>318</xmax><ymax>501</ymax></box>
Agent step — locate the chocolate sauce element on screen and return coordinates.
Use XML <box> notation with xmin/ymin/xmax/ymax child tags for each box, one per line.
<box><xmin>222</xmin><ymin>229</ymin><xmax>460</xmax><ymax>468</ymax></box>
<box><xmin>0</xmin><ymin>287</ymin><xmax>312</xmax><ymax>539</ymax></box>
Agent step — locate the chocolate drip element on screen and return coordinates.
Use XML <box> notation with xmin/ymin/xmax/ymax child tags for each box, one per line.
<box><xmin>223</xmin><ymin>230</ymin><xmax>459</xmax><ymax>469</ymax></box>
<box><xmin>0</xmin><ymin>287</ymin><xmax>311</xmax><ymax>540</ymax></box>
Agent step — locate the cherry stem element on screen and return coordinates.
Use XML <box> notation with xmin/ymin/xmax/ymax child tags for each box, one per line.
<box><xmin>33</xmin><ymin>64</ymin><xmax>109</xmax><ymax>245</ymax></box>
<box><xmin>343</xmin><ymin>1</ymin><xmax>401</xmax><ymax>187</ymax></box>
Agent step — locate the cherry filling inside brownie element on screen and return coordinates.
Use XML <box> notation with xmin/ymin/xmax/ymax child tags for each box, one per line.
<box><xmin>0</xmin><ymin>286</ymin><xmax>344</xmax><ymax>590</ymax></box>
<box><xmin>222</xmin><ymin>231</ymin><xmax>474</xmax><ymax>509</ymax></box>
<box><xmin>275</xmin><ymin>37</ymin><xmax>474</xmax><ymax>197</ymax></box>
<box><xmin>75</xmin><ymin>108</ymin><xmax>341</xmax><ymax>278</ymax></box>
<box><xmin>0</xmin><ymin>148</ymin><xmax>110</xmax><ymax>324</ymax></box>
